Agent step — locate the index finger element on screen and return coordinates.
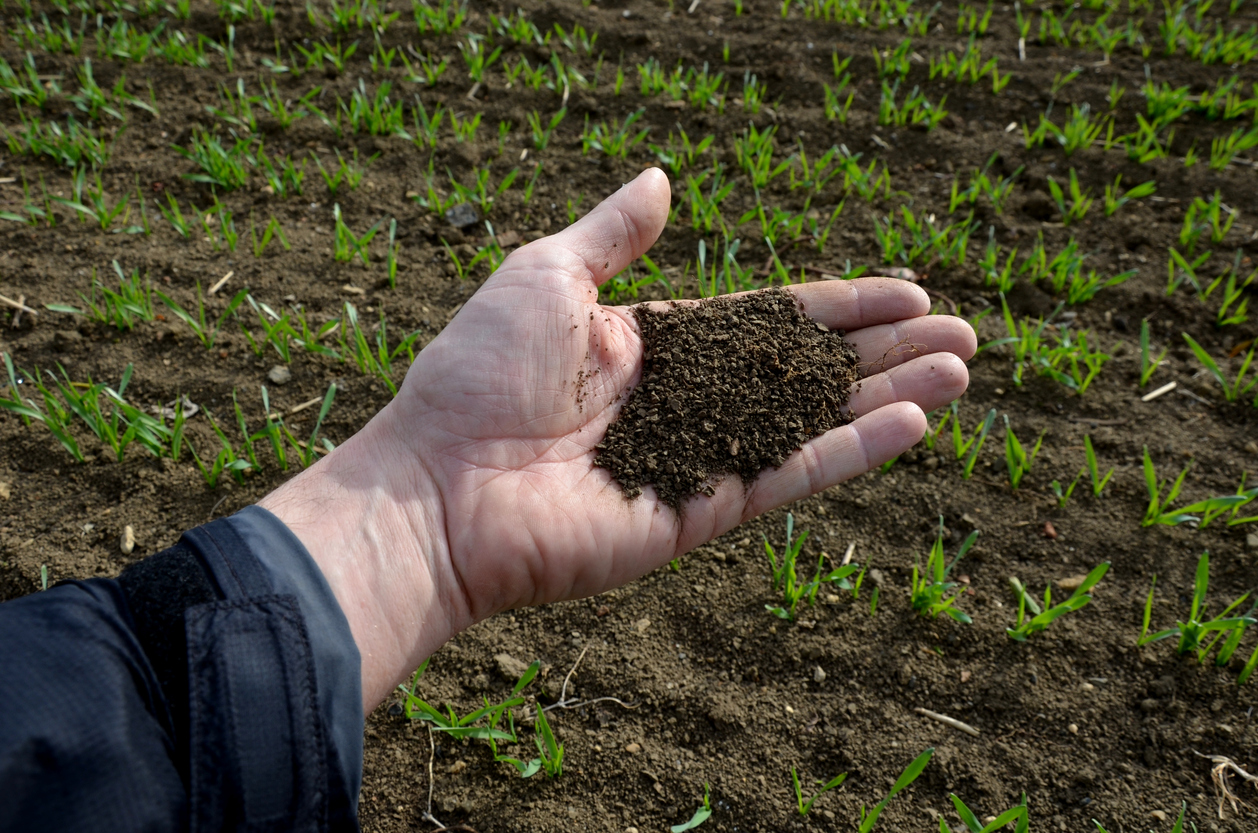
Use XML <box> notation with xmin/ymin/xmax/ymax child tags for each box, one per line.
<box><xmin>631</xmin><ymin>278</ymin><xmax>932</xmax><ymax>333</ymax></box>
<box><xmin>782</xmin><ymin>278</ymin><xmax>931</xmax><ymax>331</ymax></box>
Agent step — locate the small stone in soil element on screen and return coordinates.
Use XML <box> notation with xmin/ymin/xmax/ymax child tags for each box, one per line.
<box><xmin>494</xmin><ymin>653</ymin><xmax>529</xmax><ymax>681</ymax></box>
<box><xmin>444</xmin><ymin>202</ymin><xmax>479</xmax><ymax>229</ymax></box>
<box><xmin>267</xmin><ymin>366</ymin><xmax>292</xmax><ymax>385</ymax></box>
<box><xmin>1057</xmin><ymin>574</ymin><xmax>1088</xmax><ymax>591</ymax></box>
<box><xmin>595</xmin><ymin>286</ymin><xmax>861</xmax><ymax>511</ymax></box>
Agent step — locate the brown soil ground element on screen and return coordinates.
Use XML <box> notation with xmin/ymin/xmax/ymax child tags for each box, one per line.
<box><xmin>3</xmin><ymin>1</ymin><xmax>1258</xmax><ymax>831</ymax></box>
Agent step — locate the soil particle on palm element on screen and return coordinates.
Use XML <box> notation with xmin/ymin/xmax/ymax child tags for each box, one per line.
<box><xmin>594</xmin><ymin>287</ymin><xmax>861</xmax><ymax>510</ymax></box>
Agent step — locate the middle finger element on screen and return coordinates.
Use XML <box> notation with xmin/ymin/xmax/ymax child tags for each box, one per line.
<box><xmin>843</xmin><ymin>316</ymin><xmax>978</xmax><ymax>377</ymax></box>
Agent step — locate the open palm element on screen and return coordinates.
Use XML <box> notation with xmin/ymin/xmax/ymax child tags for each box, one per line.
<box><xmin>390</xmin><ymin>169</ymin><xmax>976</xmax><ymax>625</ymax></box>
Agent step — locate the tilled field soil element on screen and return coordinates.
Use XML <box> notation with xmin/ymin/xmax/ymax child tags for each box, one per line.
<box><xmin>3</xmin><ymin>0</ymin><xmax>1258</xmax><ymax>830</ymax></box>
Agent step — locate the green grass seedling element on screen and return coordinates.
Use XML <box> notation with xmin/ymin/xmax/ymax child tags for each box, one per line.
<box><xmin>682</xmin><ymin>165</ymin><xmax>735</xmax><ymax>235</ymax></box>
<box><xmin>1241</xmin><ymin>644</ymin><xmax>1258</xmax><ymax>685</ymax></box>
<box><xmin>54</xmin><ymin>166</ymin><xmax>131</xmax><ymax>231</ymax></box>
<box><xmin>1106</xmin><ymin>80</ymin><xmax>1125</xmax><ymax>110</ymax></box>
<box><xmin>1003</xmin><ymin>415</ymin><xmax>1044</xmax><ymax>490</ymax></box>
<box><xmin>877</xmin><ymin>79</ymin><xmax>948</xmax><ymax>130</ymax></box>
<box><xmin>823</xmin><ymin>80</ymin><xmax>855</xmax><ymax>122</ymax></box>
<box><xmin>531</xmin><ymin>707</ymin><xmax>564</xmax><ymax>777</ymax></box>
<box><xmin>1049</xmin><ymin>471</ymin><xmax>1084</xmax><ymax>508</ymax></box>
<box><xmin>671</xmin><ymin>784</ymin><xmax>712</xmax><ymax>831</ymax></box>
<box><xmin>333</xmin><ymin>204</ymin><xmax>382</xmax><ymax>265</ymax></box>
<box><xmin>1007</xmin><ymin>562</ymin><xmax>1109</xmax><ymax>641</ymax></box>
<box><xmin>649</xmin><ymin>127</ymin><xmax>715</xmax><ymax>176</ymax></box>
<box><xmin>1141</xmin><ymin>446</ymin><xmax>1196</xmax><ymax>526</ymax></box>
<box><xmin>1166</xmin><ymin>247</ymin><xmax>1211</xmax><ymax>296</ymax></box>
<box><xmin>282</xmin><ymin>383</ymin><xmax>337</xmax><ymax>467</ymax></box>
<box><xmin>250</xmin><ymin>213</ymin><xmax>291</xmax><ymax>257</ymax></box>
<box><xmin>258</xmin><ymin>79</ymin><xmax>316</xmax><ymax>129</ymax></box>
<box><xmin>187</xmin><ymin>419</ymin><xmax>253</xmax><ymax>488</ymax></box>
<box><xmin>1139</xmin><ymin>552</ymin><xmax>1257</xmax><ymax>662</ymax></box>
<box><xmin>1205</xmin><ymin>473</ymin><xmax>1258</xmax><ymax>527</ymax></box>
<box><xmin>920</xmin><ymin>408</ymin><xmax>951</xmax><ymax>452</ymax></box>
<box><xmin>257</xmin><ymin>149</ymin><xmax>305</xmax><ymax>197</ymax></box>
<box><xmin>763</xmin><ymin>512</ymin><xmax>861</xmax><ymax>620</ymax></box>
<box><xmin>157</xmin><ymin>283</ymin><xmax>248</xmax><ymax>349</ymax></box>
<box><xmin>340</xmin><ymin>303</ymin><xmax>421</xmax><ymax>395</ymax></box>
<box><xmin>412</xmin><ymin>0</ymin><xmax>467</xmax><ymax>34</ymax></box>
<box><xmin>1182</xmin><ymin>333</ymin><xmax>1256</xmax><ymax>402</ymax></box>
<box><xmin>158</xmin><ymin>193</ymin><xmax>191</xmax><ymax>237</ymax></box>
<box><xmin>4</xmin><ymin>56</ymin><xmax>49</xmax><ymax>102</ymax></box>
<box><xmin>1120</xmin><ymin>115</ymin><xmax>1173</xmax><ymax>163</ymax></box>
<box><xmin>314</xmin><ymin>148</ymin><xmax>376</xmax><ymax>197</ymax></box>
<box><xmin>1103</xmin><ymin>176</ymin><xmax>1156</xmax><ymax>216</ymax></box>
<box><xmin>447</xmin><ymin>166</ymin><xmax>519</xmax><ymax>216</ymax></box>
<box><xmin>400</xmin><ymin>656</ymin><xmax>539</xmax><ymax>741</ymax></box>
<box><xmin>485</xmin><ymin>712</ymin><xmax>540</xmax><ymax>777</ymax></box>
<box><xmin>0</xmin><ymin>170</ymin><xmax>56</xmax><ymax>227</ymax></box>
<box><xmin>694</xmin><ymin>236</ymin><xmax>758</xmax><ymax>298</ymax></box>
<box><xmin>527</xmin><ymin>108</ymin><xmax>566</xmax><ymax>150</ymax></box>
<box><xmin>1040</xmin><ymin>327</ymin><xmax>1112</xmax><ymax>392</ymax></box>
<box><xmin>242</xmin><ymin>296</ymin><xmax>295</xmax><ymax>362</ymax></box>
<box><xmin>1143</xmin><ymin>446</ymin><xmax>1258</xmax><ymax>526</ymax></box>
<box><xmin>4</xmin><ymin>111</ymin><xmax>113</xmax><ymax>169</ymax></box>
<box><xmin>1194</xmin><ymin>192</ymin><xmax>1237</xmax><ymax>246</ymax></box>
<box><xmin>1</xmin><ymin>354</ymin><xmax>83</xmax><ymax>461</ymax></box>
<box><xmin>256</xmin><ymin>386</ymin><xmax>287</xmax><ymax>471</ymax></box>
<box><xmin>216</xmin><ymin>203</ymin><xmax>240</xmax><ymax>252</ymax></box>
<box><xmin>1209</xmin><ymin>252</ymin><xmax>1255</xmax><ymax>328</ymax></box>
<box><xmin>51</xmin><ymin>364</ymin><xmax>172</xmax><ymax>462</ymax></box>
<box><xmin>793</xmin><ymin>768</ymin><xmax>847</xmax><ymax>815</ymax></box>
<box><xmin>231</xmin><ymin>389</ymin><xmax>261</xmax><ymax>470</ymax></box>
<box><xmin>1210</xmin><ymin>125</ymin><xmax>1258</xmax><ymax>170</ymax></box>
<box><xmin>951</xmin><ymin>403</ymin><xmax>997</xmax><ymax>478</ymax></box>
<box><xmin>1046</xmin><ymin>169</ymin><xmax>1093</xmax><ymax>225</ymax></box>
<box><xmin>956</xmin><ymin>1</ymin><xmax>993</xmax><ymax>35</ymax></box>
<box><xmin>255</xmin><ymin>150</ymin><xmax>304</xmax><ymax>198</ymax></box>
<box><xmin>46</xmin><ymin>261</ymin><xmax>155</xmax><ymax>330</ymax></box>
<box><xmin>385</xmin><ymin>219</ymin><xmax>401</xmax><ymax>288</ymax></box>
<box><xmin>1084</xmin><ymin>435</ymin><xmax>1113</xmax><ymax>496</ymax></box>
<box><xmin>943</xmin><ymin>792</ymin><xmax>1029</xmax><ymax>832</ymax></box>
<box><xmin>1139</xmin><ymin>320</ymin><xmax>1167</xmax><ymax>386</ymax></box>
<box><xmin>858</xmin><ymin>747</ymin><xmax>934</xmax><ymax>832</ymax></box>
<box><xmin>1094</xmin><ymin>802</ymin><xmax>1187</xmax><ymax>833</ymax></box>
<box><xmin>176</xmin><ymin>128</ymin><xmax>254</xmax><ymax>190</ymax></box>
<box><xmin>409</xmin><ymin>96</ymin><xmax>446</xmax><ymax>147</ymax></box>
<box><xmin>283</xmin><ymin>307</ymin><xmax>342</xmax><ymax>361</ymax></box>
<box><xmin>912</xmin><ymin>518</ymin><xmax>977</xmax><ymax>623</ymax></box>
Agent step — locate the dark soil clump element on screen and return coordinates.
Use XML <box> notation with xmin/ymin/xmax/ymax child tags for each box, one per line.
<box><xmin>595</xmin><ymin>288</ymin><xmax>861</xmax><ymax>510</ymax></box>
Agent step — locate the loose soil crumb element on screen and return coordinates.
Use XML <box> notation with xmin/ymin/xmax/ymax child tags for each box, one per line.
<box><xmin>595</xmin><ymin>288</ymin><xmax>861</xmax><ymax>510</ymax></box>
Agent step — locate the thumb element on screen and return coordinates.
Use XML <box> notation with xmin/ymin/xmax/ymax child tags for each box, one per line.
<box><xmin>525</xmin><ymin>167</ymin><xmax>672</xmax><ymax>289</ymax></box>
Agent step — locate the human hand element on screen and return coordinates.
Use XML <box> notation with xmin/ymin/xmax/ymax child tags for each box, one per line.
<box><xmin>262</xmin><ymin>169</ymin><xmax>976</xmax><ymax>709</ymax></box>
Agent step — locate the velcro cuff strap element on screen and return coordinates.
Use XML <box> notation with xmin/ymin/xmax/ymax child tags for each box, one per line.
<box><xmin>186</xmin><ymin>595</ymin><xmax>327</xmax><ymax>832</ymax></box>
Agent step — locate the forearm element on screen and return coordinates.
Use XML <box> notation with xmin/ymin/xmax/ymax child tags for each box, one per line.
<box><xmin>258</xmin><ymin>402</ymin><xmax>464</xmax><ymax>713</ymax></box>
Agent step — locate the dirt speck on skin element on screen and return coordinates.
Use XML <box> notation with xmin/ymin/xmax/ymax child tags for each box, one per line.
<box><xmin>594</xmin><ymin>288</ymin><xmax>860</xmax><ymax>510</ymax></box>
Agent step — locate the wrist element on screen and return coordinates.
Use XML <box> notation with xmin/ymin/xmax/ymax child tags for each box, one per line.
<box><xmin>258</xmin><ymin>401</ymin><xmax>464</xmax><ymax>712</ymax></box>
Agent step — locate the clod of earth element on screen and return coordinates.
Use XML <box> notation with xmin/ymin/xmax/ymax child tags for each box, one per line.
<box><xmin>595</xmin><ymin>288</ymin><xmax>860</xmax><ymax>511</ymax></box>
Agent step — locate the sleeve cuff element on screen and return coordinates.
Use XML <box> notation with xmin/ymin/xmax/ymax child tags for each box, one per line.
<box><xmin>215</xmin><ymin>505</ymin><xmax>364</xmax><ymax>808</ymax></box>
<box><xmin>179</xmin><ymin>505</ymin><xmax>364</xmax><ymax>828</ymax></box>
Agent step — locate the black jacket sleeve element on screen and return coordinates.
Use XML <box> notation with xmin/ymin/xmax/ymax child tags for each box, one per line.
<box><xmin>0</xmin><ymin>506</ymin><xmax>364</xmax><ymax>832</ymax></box>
